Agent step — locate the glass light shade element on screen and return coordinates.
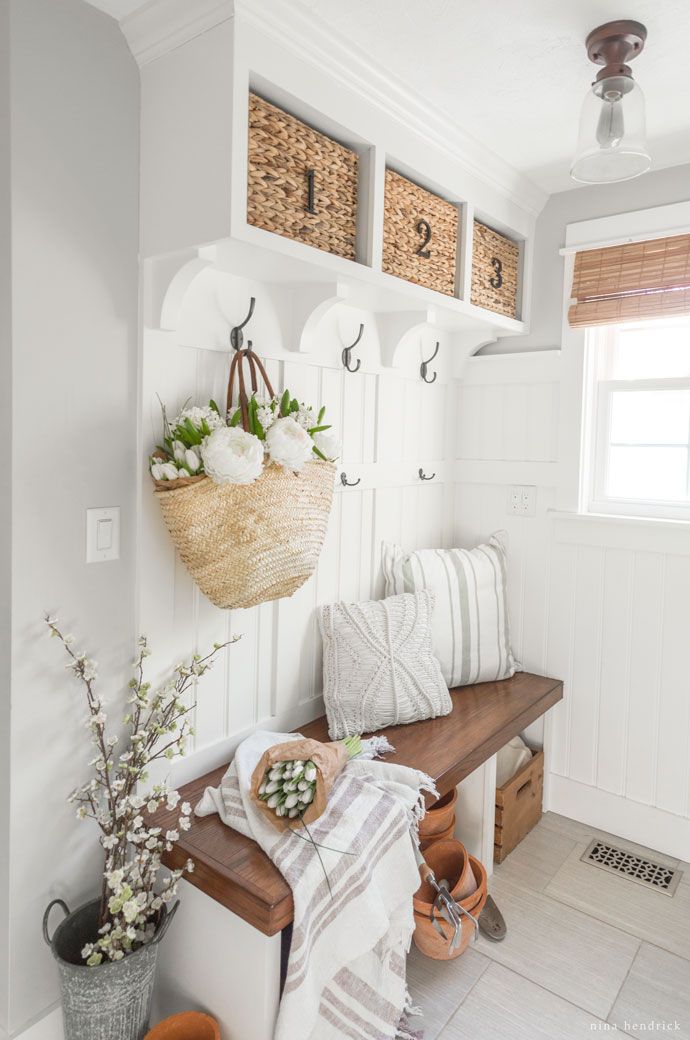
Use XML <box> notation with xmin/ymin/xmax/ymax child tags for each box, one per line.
<box><xmin>570</xmin><ymin>76</ymin><xmax>651</xmax><ymax>183</ymax></box>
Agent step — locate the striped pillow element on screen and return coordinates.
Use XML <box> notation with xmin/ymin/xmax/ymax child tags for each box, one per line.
<box><xmin>381</xmin><ymin>535</ymin><xmax>517</xmax><ymax>689</ymax></box>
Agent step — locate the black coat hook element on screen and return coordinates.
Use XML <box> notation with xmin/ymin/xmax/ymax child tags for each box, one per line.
<box><xmin>342</xmin><ymin>324</ymin><xmax>363</xmax><ymax>373</ymax></box>
<box><xmin>340</xmin><ymin>472</ymin><xmax>361</xmax><ymax>487</ymax></box>
<box><xmin>419</xmin><ymin>468</ymin><xmax>436</xmax><ymax>481</ymax></box>
<box><xmin>420</xmin><ymin>341</ymin><xmax>439</xmax><ymax>384</ymax></box>
<box><xmin>230</xmin><ymin>297</ymin><xmax>256</xmax><ymax>351</ymax></box>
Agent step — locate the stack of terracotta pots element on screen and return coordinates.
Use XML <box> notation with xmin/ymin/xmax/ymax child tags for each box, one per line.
<box><xmin>419</xmin><ymin>788</ymin><xmax>457</xmax><ymax>850</ymax></box>
<box><xmin>412</xmin><ymin>839</ymin><xmax>487</xmax><ymax>960</ymax></box>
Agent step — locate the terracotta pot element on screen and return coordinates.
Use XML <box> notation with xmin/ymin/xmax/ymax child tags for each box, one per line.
<box><xmin>419</xmin><ymin>788</ymin><xmax>457</xmax><ymax>841</ymax></box>
<box><xmin>412</xmin><ymin>840</ymin><xmax>487</xmax><ymax>960</ymax></box>
<box><xmin>145</xmin><ymin>1012</ymin><xmax>220</xmax><ymax>1040</ymax></box>
<box><xmin>420</xmin><ymin>819</ymin><xmax>455</xmax><ymax>851</ymax></box>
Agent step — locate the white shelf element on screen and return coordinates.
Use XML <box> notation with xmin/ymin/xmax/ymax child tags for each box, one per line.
<box><xmin>205</xmin><ymin>224</ymin><xmax>526</xmax><ymax>339</ymax></box>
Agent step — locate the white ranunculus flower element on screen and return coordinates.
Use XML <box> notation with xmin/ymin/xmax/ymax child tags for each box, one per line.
<box><xmin>200</xmin><ymin>427</ymin><xmax>264</xmax><ymax>485</ymax></box>
<box><xmin>266</xmin><ymin>416</ymin><xmax>315</xmax><ymax>472</ymax></box>
<box><xmin>312</xmin><ymin>430</ymin><xmax>340</xmax><ymax>462</ymax></box>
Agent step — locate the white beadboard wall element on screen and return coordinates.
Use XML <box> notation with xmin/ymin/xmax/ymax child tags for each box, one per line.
<box><xmin>455</xmin><ymin>350</ymin><xmax>690</xmax><ymax>860</ymax></box>
<box><xmin>139</xmin><ymin>271</ymin><xmax>458</xmax><ymax>782</ymax></box>
<box><xmin>140</xmin><ymin>274</ymin><xmax>690</xmax><ymax>858</ymax></box>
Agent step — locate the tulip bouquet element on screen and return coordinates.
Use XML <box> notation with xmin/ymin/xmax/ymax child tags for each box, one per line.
<box><xmin>150</xmin><ymin>389</ymin><xmax>340</xmax><ymax>488</ymax></box>
<box><xmin>257</xmin><ymin>735</ymin><xmax>362</xmax><ymax>822</ymax></box>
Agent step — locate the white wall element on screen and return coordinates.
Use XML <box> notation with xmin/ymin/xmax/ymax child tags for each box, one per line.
<box><xmin>4</xmin><ymin>1</ymin><xmax>139</xmax><ymax>1034</ymax></box>
<box><xmin>0</xmin><ymin>1</ymin><xmax>12</xmax><ymax>1032</ymax></box>
<box><xmin>453</xmin><ymin>347</ymin><xmax>690</xmax><ymax>860</ymax></box>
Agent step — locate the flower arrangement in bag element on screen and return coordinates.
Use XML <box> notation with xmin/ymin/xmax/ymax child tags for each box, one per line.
<box><xmin>253</xmin><ymin>735</ymin><xmax>362</xmax><ymax>825</ymax></box>
<box><xmin>46</xmin><ymin>615</ymin><xmax>238</xmax><ymax>965</ymax></box>
<box><xmin>150</xmin><ymin>387</ymin><xmax>340</xmax><ymax>488</ymax></box>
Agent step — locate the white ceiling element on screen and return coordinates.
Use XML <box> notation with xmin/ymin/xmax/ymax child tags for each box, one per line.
<box><xmin>88</xmin><ymin>0</ymin><xmax>690</xmax><ymax>195</ymax></box>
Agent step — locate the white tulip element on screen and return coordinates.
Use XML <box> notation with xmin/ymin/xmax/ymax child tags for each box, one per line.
<box><xmin>313</xmin><ymin>430</ymin><xmax>341</xmax><ymax>462</ymax></box>
<box><xmin>150</xmin><ymin>462</ymin><xmax>164</xmax><ymax>480</ymax></box>
<box><xmin>200</xmin><ymin>427</ymin><xmax>264</xmax><ymax>486</ymax></box>
<box><xmin>267</xmin><ymin>792</ymin><xmax>281</xmax><ymax>808</ymax></box>
<box><xmin>284</xmin><ymin>793</ymin><xmax>299</xmax><ymax>809</ymax></box>
<box><xmin>184</xmin><ymin>448</ymin><xmax>201</xmax><ymax>473</ymax></box>
<box><xmin>159</xmin><ymin>462</ymin><xmax>180</xmax><ymax>481</ymax></box>
<box><xmin>265</xmin><ymin>416</ymin><xmax>314</xmax><ymax>472</ymax></box>
<box><xmin>304</xmin><ymin>764</ymin><xmax>317</xmax><ymax>782</ymax></box>
<box><xmin>173</xmin><ymin>440</ymin><xmax>186</xmax><ymax>463</ymax></box>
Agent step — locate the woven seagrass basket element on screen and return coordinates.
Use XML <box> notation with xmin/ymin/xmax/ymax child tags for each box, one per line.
<box><xmin>470</xmin><ymin>220</ymin><xmax>520</xmax><ymax>319</ymax></box>
<box><xmin>153</xmin><ymin>348</ymin><xmax>335</xmax><ymax>610</ymax></box>
<box><xmin>247</xmin><ymin>93</ymin><xmax>358</xmax><ymax>261</ymax></box>
<box><xmin>382</xmin><ymin>169</ymin><xmax>458</xmax><ymax>296</ymax></box>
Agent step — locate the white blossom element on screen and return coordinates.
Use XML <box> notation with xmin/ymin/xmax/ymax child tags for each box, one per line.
<box><xmin>312</xmin><ymin>430</ymin><xmax>341</xmax><ymax>462</ymax></box>
<box><xmin>266</xmin><ymin>416</ymin><xmax>314</xmax><ymax>472</ymax></box>
<box><xmin>200</xmin><ymin>427</ymin><xmax>264</xmax><ymax>486</ymax></box>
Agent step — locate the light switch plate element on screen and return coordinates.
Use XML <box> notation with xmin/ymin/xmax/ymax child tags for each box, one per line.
<box><xmin>86</xmin><ymin>507</ymin><xmax>120</xmax><ymax>563</ymax></box>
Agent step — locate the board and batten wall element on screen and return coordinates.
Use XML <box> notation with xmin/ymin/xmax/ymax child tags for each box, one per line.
<box><xmin>455</xmin><ymin>350</ymin><xmax>690</xmax><ymax>861</ymax></box>
<box><xmin>140</xmin><ymin>268</ymin><xmax>460</xmax><ymax>785</ymax></box>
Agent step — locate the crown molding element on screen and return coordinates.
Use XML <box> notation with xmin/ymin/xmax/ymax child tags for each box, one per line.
<box><xmin>122</xmin><ymin>0</ymin><xmax>547</xmax><ymax>217</ymax></box>
<box><xmin>120</xmin><ymin>0</ymin><xmax>233</xmax><ymax>66</ymax></box>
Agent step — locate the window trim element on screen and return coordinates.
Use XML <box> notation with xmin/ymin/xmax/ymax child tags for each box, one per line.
<box><xmin>584</xmin><ymin>328</ymin><xmax>690</xmax><ymax>521</ymax></box>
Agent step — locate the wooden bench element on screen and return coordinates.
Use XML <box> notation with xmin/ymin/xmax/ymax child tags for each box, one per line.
<box><xmin>155</xmin><ymin>671</ymin><xmax>562</xmax><ymax>937</ymax></box>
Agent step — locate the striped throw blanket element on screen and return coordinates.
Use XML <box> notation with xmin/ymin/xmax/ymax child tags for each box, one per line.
<box><xmin>196</xmin><ymin>730</ymin><xmax>435</xmax><ymax>1040</ymax></box>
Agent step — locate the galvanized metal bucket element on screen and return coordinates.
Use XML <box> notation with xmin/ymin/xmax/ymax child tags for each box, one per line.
<box><xmin>43</xmin><ymin>897</ymin><xmax>178</xmax><ymax>1040</ymax></box>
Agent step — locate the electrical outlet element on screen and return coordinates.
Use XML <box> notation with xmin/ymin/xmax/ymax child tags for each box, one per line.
<box><xmin>507</xmin><ymin>486</ymin><xmax>536</xmax><ymax>517</ymax></box>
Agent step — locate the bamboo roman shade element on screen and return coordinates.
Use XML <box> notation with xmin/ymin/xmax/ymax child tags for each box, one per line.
<box><xmin>568</xmin><ymin>233</ymin><xmax>690</xmax><ymax>328</ymax></box>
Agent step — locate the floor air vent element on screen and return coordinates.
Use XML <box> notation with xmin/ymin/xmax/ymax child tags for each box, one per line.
<box><xmin>581</xmin><ymin>839</ymin><xmax>682</xmax><ymax>896</ymax></box>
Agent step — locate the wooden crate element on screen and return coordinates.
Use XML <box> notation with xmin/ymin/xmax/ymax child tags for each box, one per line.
<box><xmin>247</xmin><ymin>93</ymin><xmax>358</xmax><ymax>261</ymax></box>
<box><xmin>471</xmin><ymin>220</ymin><xmax>520</xmax><ymax>319</ymax></box>
<box><xmin>494</xmin><ymin>749</ymin><xmax>543</xmax><ymax>864</ymax></box>
<box><xmin>382</xmin><ymin>169</ymin><xmax>458</xmax><ymax>296</ymax></box>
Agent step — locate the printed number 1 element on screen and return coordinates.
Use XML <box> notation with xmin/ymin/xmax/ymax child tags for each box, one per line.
<box><xmin>306</xmin><ymin>169</ymin><xmax>317</xmax><ymax>215</ymax></box>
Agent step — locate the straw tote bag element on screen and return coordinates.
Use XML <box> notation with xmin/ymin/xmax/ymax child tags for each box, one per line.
<box><xmin>153</xmin><ymin>348</ymin><xmax>335</xmax><ymax>610</ymax></box>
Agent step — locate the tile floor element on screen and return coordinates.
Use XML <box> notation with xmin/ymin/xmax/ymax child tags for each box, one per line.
<box><xmin>407</xmin><ymin>812</ymin><xmax>690</xmax><ymax>1039</ymax></box>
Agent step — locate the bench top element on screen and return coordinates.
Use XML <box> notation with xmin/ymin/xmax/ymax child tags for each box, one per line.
<box><xmin>156</xmin><ymin>671</ymin><xmax>562</xmax><ymax>935</ymax></box>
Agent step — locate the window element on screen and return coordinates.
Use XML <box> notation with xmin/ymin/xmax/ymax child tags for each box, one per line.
<box><xmin>583</xmin><ymin>316</ymin><xmax>690</xmax><ymax>520</ymax></box>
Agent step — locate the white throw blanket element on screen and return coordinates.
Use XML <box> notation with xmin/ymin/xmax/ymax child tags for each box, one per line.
<box><xmin>196</xmin><ymin>730</ymin><xmax>435</xmax><ymax>1040</ymax></box>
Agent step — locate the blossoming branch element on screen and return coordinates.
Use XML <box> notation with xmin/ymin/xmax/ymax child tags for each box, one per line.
<box><xmin>46</xmin><ymin>615</ymin><xmax>238</xmax><ymax>966</ymax></box>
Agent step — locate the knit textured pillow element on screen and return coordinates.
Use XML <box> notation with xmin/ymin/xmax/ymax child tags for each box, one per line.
<box><xmin>317</xmin><ymin>590</ymin><xmax>451</xmax><ymax>740</ymax></box>
<box><xmin>381</xmin><ymin>535</ymin><xmax>517</xmax><ymax>689</ymax></box>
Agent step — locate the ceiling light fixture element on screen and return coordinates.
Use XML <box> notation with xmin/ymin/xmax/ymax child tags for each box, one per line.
<box><xmin>570</xmin><ymin>19</ymin><xmax>651</xmax><ymax>184</ymax></box>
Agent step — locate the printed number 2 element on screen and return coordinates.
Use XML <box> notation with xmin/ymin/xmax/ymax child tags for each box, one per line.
<box><xmin>490</xmin><ymin>257</ymin><xmax>503</xmax><ymax>289</ymax></box>
<box><xmin>415</xmin><ymin>219</ymin><xmax>432</xmax><ymax>258</ymax></box>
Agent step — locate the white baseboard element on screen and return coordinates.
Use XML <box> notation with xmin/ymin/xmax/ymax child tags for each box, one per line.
<box><xmin>13</xmin><ymin>1008</ymin><xmax>63</xmax><ymax>1040</ymax></box>
<box><xmin>549</xmin><ymin>773</ymin><xmax>690</xmax><ymax>861</ymax></box>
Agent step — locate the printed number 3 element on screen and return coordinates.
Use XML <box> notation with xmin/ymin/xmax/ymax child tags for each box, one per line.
<box><xmin>415</xmin><ymin>219</ymin><xmax>432</xmax><ymax>259</ymax></box>
<box><xmin>490</xmin><ymin>257</ymin><xmax>503</xmax><ymax>289</ymax></box>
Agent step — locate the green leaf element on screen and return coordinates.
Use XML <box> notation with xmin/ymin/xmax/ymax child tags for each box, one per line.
<box><xmin>229</xmin><ymin>408</ymin><xmax>242</xmax><ymax>427</ymax></box>
<box><xmin>200</xmin><ymin>419</ymin><xmax>211</xmax><ymax>438</ymax></box>
<box><xmin>312</xmin><ymin>445</ymin><xmax>328</xmax><ymax>461</ymax></box>
<box><xmin>289</xmin><ymin>399</ymin><xmax>299</xmax><ymax>414</ymax></box>
<box><xmin>280</xmin><ymin>390</ymin><xmax>291</xmax><ymax>417</ymax></box>
<box><xmin>209</xmin><ymin>399</ymin><xmax>220</xmax><ymax>415</ymax></box>
<box><xmin>307</xmin><ymin>425</ymin><xmax>331</xmax><ymax>435</ymax></box>
<box><xmin>183</xmin><ymin>419</ymin><xmax>202</xmax><ymax>445</ymax></box>
<box><xmin>317</xmin><ymin>405</ymin><xmax>326</xmax><ymax>424</ymax></box>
